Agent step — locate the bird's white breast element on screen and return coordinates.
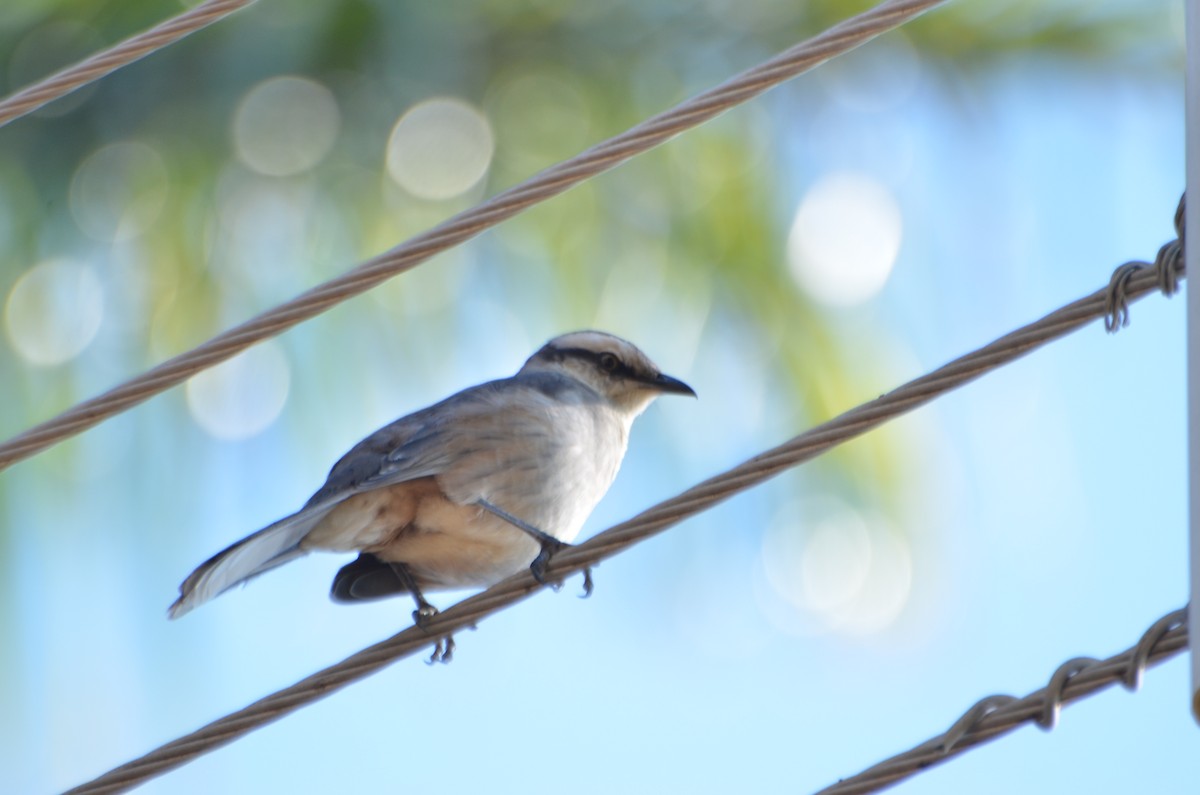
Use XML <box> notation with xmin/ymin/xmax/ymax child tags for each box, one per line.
<box><xmin>436</xmin><ymin>386</ymin><xmax>630</xmax><ymax>544</ymax></box>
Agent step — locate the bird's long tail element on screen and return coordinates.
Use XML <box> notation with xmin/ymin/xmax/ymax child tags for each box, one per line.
<box><xmin>168</xmin><ymin>508</ymin><xmax>330</xmax><ymax>619</ymax></box>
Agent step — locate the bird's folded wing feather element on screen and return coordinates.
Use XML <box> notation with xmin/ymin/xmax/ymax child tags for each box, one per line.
<box><xmin>169</xmin><ymin>376</ymin><xmax>571</xmax><ymax>617</ymax></box>
<box><xmin>305</xmin><ymin>382</ymin><xmax>511</xmax><ymax>504</ymax></box>
<box><xmin>312</xmin><ymin>376</ymin><xmax>571</xmax><ymax>505</ymax></box>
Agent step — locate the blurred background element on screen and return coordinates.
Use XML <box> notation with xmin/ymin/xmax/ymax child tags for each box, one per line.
<box><xmin>0</xmin><ymin>0</ymin><xmax>1193</xmax><ymax>792</ymax></box>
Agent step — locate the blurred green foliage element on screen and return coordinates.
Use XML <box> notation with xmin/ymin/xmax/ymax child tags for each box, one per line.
<box><xmin>0</xmin><ymin>0</ymin><xmax>1178</xmax><ymax>525</ymax></box>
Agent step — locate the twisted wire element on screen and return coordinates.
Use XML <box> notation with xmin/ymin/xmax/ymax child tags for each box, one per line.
<box><xmin>0</xmin><ymin>0</ymin><xmax>255</xmax><ymax>128</ymax></box>
<box><xmin>63</xmin><ymin>255</ymin><xmax>1185</xmax><ymax>794</ymax></box>
<box><xmin>1104</xmin><ymin>195</ymin><xmax>1185</xmax><ymax>331</ymax></box>
<box><xmin>0</xmin><ymin>0</ymin><xmax>948</xmax><ymax>473</ymax></box>
<box><xmin>815</xmin><ymin>608</ymin><xmax>1189</xmax><ymax>795</ymax></box>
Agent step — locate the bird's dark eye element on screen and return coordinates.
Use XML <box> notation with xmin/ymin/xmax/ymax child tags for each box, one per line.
<box><xmin>598</xmin><ymin>352</ymin><xmax>620</xmax><ymax>372</ymax></box>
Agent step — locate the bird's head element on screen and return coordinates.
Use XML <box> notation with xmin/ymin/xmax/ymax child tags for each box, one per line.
<box><xmin>520</xmin><ymin>330</ymin><xmax>696</xmax><ymax>417</ymax></box>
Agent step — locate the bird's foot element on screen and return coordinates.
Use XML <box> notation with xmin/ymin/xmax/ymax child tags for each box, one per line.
<box><xmin>474</xmin><ymin>499</ymin><xmax>595</xmax><ymax>597</ymax></box>
<box><xmin>531</xmin><ymin>539</ymin><xmax>594</xmax><ymax>598</ymax></box>
<box><xmin>412</xmin><ymin>602</ymin><xmax>438</xmax><ymax>627</ymax></box>
<box><xmin>414</xmin><ymin>603</ymin><xmax>453</xmax><ymax>664</ymax></box>
<box><xmin>530</xmin><ymin>538</ymin><xmax>566</xmax><ymax>590</ymax></box>
<box><xmin>409</xmin><ymin>586</ymin><xmax>440</xmax><ymax>628</ymax></box>
<box><xmin>390</xmin><ymin>562</ymin><xmax>439</xmax><ymax>627</ymax></box>
<box><xmin>427</xmin><ymin>635</ymin><xmax>455</xmax><ymax>665</ymax></box>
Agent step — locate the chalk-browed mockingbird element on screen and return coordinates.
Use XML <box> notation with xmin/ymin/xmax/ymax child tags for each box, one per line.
<box><xmin>168</xmin><ymin>330</ymin><xmax>695</xmax><ymax>622</ymax></box>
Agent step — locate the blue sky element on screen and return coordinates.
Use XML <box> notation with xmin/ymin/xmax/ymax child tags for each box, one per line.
<box><xmin>1</xmin><ymin>6</ymin><xmax>1196</xmax><ymax>795</ymax></box>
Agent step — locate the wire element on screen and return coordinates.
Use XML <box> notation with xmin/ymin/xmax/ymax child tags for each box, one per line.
<box><xmin>0</xmin><ymin>0</ymin><xmax>255</xmax><ymax>128</ymax></box>
<box><xmin>814</xmin><ymin>608</ymin><xmax>1189</xmax><ymax>795</ymax></box>
<box><xmin>0</xmin><ymin>0</ymin><xmax>949</xmax><ymax>473</ymax></box>
<box><xmin>7</xmin><ymin>2</ymin><xmax>1185</xmax><ymax>792</ymax></box>
<box><xmin>62</xmin><ymin>254</ymin><xmax>1185</xmax><ymax>794</ymax></box>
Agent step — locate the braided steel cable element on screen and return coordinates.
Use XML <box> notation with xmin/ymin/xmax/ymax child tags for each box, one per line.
<box><xmin>0</xmin><ymin>0</ymin><xmax>255</xmax><ymax>127</ymax></box>
<box><xmin>63</xmin><ymin>245</ymin><xmax>1186</xmax><ymax>793</ymax></box>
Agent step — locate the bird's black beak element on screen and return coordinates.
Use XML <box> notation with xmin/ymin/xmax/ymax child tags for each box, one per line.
<box><xmin>651</xmin><ymin>372</ymin><xmax>697</xmax><ymax>397</ymax></box>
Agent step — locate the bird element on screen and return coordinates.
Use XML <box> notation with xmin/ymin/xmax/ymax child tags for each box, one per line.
<box><xmin>168</xmin><ymin>330</ymin><xmax>695</xmax><ymax>625</ymax></box>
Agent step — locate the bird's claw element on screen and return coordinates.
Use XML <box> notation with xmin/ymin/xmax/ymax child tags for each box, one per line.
<box><xmin>412</xmin><ymin>598</ymin><xmax>452</xmax><ymax>662</ymax></box>
<box><xmin>426</xmin><ymin>635</ymin><xmax>455</xmax><ymax>665</ymax></box>
<box><xmin>530</xmin><ymin>541</ymin><xmax>594</xmax><ymax>598</ymax></box>
<box><xmin>530</xmin><ymin>539</ymin><xmax>566</xmax><ymax>590</ymax></box>
<box><xmin>412</xmin><ymin>603</ymin><xmax>438</xmax><ymax>627</ymax></box>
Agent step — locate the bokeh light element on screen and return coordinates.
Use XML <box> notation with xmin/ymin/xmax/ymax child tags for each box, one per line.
<box><xmin>0</xmin><ymin>5</ymin><xmax>1189</xmax><ymax>794</ymax></box>
<box><xmin>761</xmin><ymin>503</ymin><xmax>913</xmax><ymax>636</ymax></box>
<box><xmin>185</xmin><ymin>341</ymin><xmax>291</xmax><ymax>440</ymax></box>
<box><xmin>787</xmin><ymin>172</ymin><xmax>903</xmax><ymax>306</ymax></box>
<box><xmin>3</xmin><ymin>258</ymin><xmax>103</xmax><ymax>366</ymax></box>
<box><xmin>385</xmin><ymin>97</ymin><xmax>494</xmax><ymax>200</ymax></box>
<box><xmin>210</xmin><ymin>168</ymin><xmax>350</xmax><ymax>300</ymax></box>
<box><xmin>233</xmin><ymin>76</ymin><xmax>341</xmax><ymax>177</ymax></box>
<box><xmin>69</xmin><ymin>141</ymin><xmax>169</xmax><ymax>242</ymax></box>
<box><xmin>486</xmin><ymin>69</ymin><xmax>591</xmax><ymax>173</ymax></box>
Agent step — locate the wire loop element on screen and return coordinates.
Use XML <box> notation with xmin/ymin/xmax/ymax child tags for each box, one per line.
<box><xmin>1122</xmin><ymin>606</ymin><xmax>1187</xmax><ymax>692</ymax></box>
<box><xmin>816</xmin><ymin>606</ymin><xmax>1189</xmax><ymax>795</ymax></box>
<box><xmin>1037</xmin><ymin>657</ymin><xmax>1099</xmax><ymax>730</ymax></box>
<box><xmin>938</xmin><ymin>695</ymin><xmax>1017</xmax><ymax>752</ymax></box>
<box><xmin>1104</xmin><ymin>193</ymin><xmax>1185</xmax><ymax>332</ymax></box>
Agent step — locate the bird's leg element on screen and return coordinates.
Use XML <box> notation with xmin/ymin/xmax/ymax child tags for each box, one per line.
<box><xmin>389</xmin><ymin>562</ymin><xmax>455</xmax><ymax>662</ymax></box>
<box><xmin>388</xmin><ymin>562</ymin><xmax>438</xmax><ymax>626</ymax></box>
<box><xmin>476</xmin><ymin>499</ymin><xmax>594</xmax><ymax>597</ymax></box>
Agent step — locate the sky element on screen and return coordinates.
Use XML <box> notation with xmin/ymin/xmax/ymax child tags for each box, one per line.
<box><xmin>1</xmin><ymin>2</ymin><xmax>1196</xmax><ymax>795</ymax></box>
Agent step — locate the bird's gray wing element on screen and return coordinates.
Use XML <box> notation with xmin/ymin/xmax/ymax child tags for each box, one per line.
<box><xmin>170</xmin><ymin>381</ymin><xmax>509</xmax><ymax>618</ymax></box>
<box><xmin>303</xmin><ymin>377</ymin><xmax>533</xmax><ymax>507</ymax></box>
<box><xmin>312</xmin><ymin>371</ymin><xmax>595</xmax><ymax>507</ymax></box>
<box><xmin>169</xmin><ymin>372</ymin><xmax>590</xmax><ymax>618</ymax></box>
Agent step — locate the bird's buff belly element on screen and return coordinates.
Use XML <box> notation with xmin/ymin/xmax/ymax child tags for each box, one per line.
<box><xmin>301</xmin><ymin>478</ymin><xmax>542</xmax><ymax>590</ymax></box>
